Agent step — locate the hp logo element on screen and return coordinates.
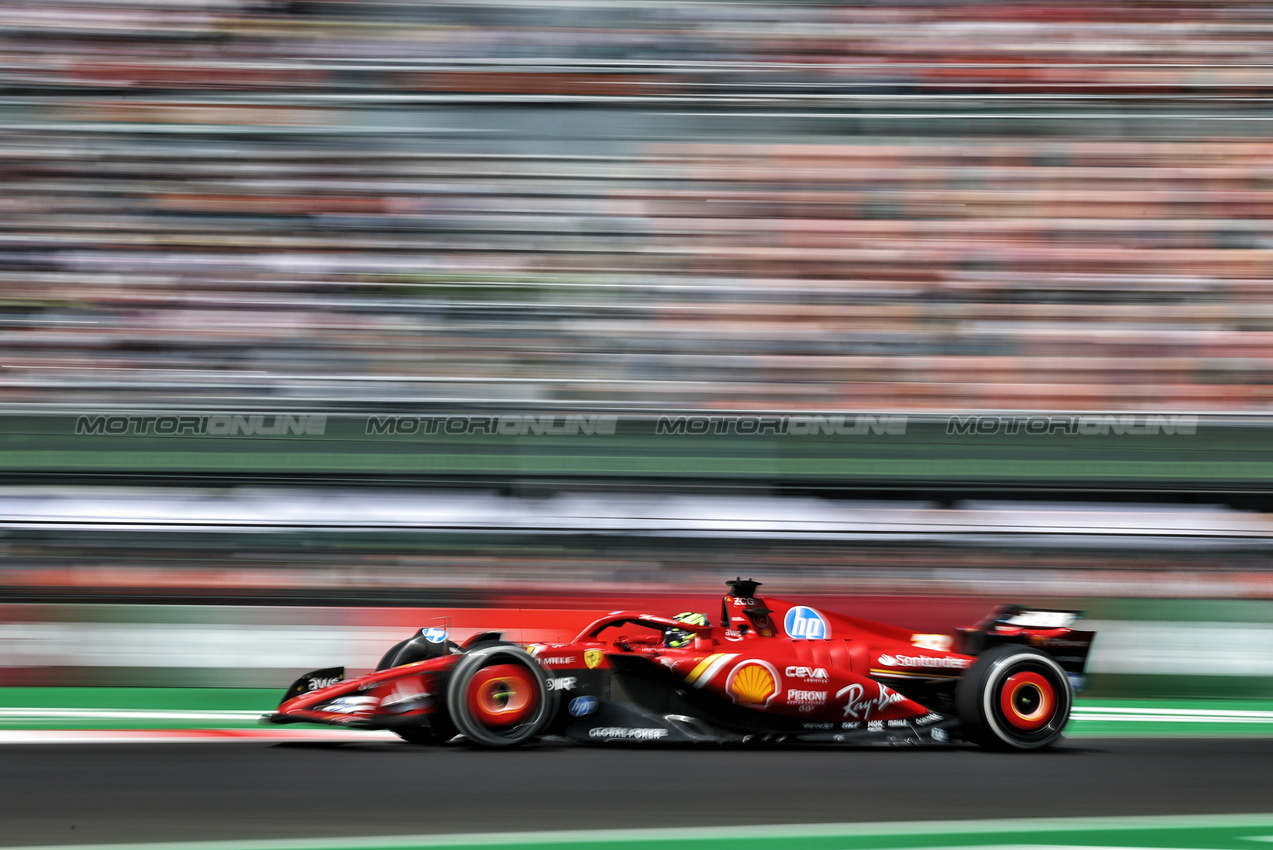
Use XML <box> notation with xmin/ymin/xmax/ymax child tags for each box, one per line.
<box><xmin>784</xmin><ymin>606</ymin><xmax>830</xmax><ymax>640</ymax></box>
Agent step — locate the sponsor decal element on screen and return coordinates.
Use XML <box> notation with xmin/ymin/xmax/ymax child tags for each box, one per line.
<box><xmin>381</xmin><ymin>677</ymin><xmax>431</xmax><ymax>709</ymax></box>
<box><xmin>784</xmin><ymin>606</ymin><xmax>830</xmax><ymax>640</ymax></box>
<box><xmin>685</xmin><ymin>653</ymin><xmax>738</xmax><ymax>688</ymax></box>
<box><xmin>732</xmin><ymin>597</ymin><xmax>758</xmax><ymax>607</ymax></box>
<box><xmin>785</xmin><ymin>666</ymin><xmax>829</xmax><ymax>680</ymax></box>
<box><xmin>723</xmin><ymin>629</ymin><xmax>744</xmax><ymax>642</ymax></box>
<box><xmin>803</xmin><ymin>722</ymin><xmax>834</xmax><ymax>730</ymax></box>
<box><xmin>787</xmin><ymin>690</ymin><xmax>827</xmax><ymax>705</ymax></box>
<box><xmin>867</xmin><ymin>720</ymin><xmax>884</xmax><ymax>731</ymax></box>
<box><xmin>725</xmin><ymin>660</ymin><xmax>781</xmax><ymax>708</ymax></box>
<box><xmin>588</xmin><ymin>727</ymin><xmax>669</xmax><ymax>740</ymax></box>
<box><xmin>568</xmin><ymin>696</ymin><xmax>599</xmax><ymax>717</ymax></box>
<box><xmin>1038</xmin><ymin>637</ymin><xmax>1090</xmax><ymax>648</ymax></box>
<box><xmin>319</xmin><ymin>696</ymin><xmax>379</xmax><ymax>715</ymax></box>
<box><xmin>420</xmin><ymin>627</ymin><xmax>448</xmax><ymax>644</ymax></box>
<box><xmin>536</xmin><ymin>657</ymin><xmax>574</xmax><ymax>666</ymax></box>
<box><xmin>584</xmin><ymin>649</ymin><xmax>605</xmax><ymax>669</ymax></box>
<box><xmin>877</xmin><ymin>654</ymin><xmax>970</xmax><ymax>670</ymax></box>
<box><xmin>910</xmin><ymin>634</ymin><xmax>953</xmax><ymax>652</ymax></box>
<box><xmin>887</xmin><ymin>720</ymin><xmax>910</xmax><ymax>728</ymax></box>
<box><xmin>931</xmin><ymin>727</ymin><xmax>949</xmax><ymax>742</ymax></box>
<box><xmin>306</xmin><ymin>677</ymin><xmax>342</xmax><ymax>691</ymax></box>
<box><xmin>837</xmin><ymin>682</ymin><xmax>906</xmax><ymax>720</ymax></box>
<box><xmin>1001</xmin><ymin>610</ymin><xmax>1079</xmax><ymax>629</ymax></box>
<box><xmin>841</xmin><ymin>722</ymin><xmax>862</xmax><ymax>730</ymax></box>
<box><xmin>547</xmin><ymin>676</ymin><xmax>577</xmax><ymax>692</ymax></box>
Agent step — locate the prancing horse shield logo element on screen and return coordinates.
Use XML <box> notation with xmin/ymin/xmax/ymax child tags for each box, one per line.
<box><xmin>584</xmin><ymin>650</ymin><xmax>604</xmax><ymax>669</ymax></box>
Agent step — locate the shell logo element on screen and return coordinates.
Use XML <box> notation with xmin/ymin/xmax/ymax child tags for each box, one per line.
<box><xmin>725</xmin><ymin>660</ymin><xmax>781</xmax><ymax>708</ymax></box>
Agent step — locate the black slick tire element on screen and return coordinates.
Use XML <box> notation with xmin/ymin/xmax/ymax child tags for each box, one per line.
<box><xmin>955</xmin><ymin>644</ymin><xmax>1072</xmax><ymax>751</ymax></box>
<box><xmin>445</xmin><ymin>645</ymin><xmax>555</xmax><ymax>748</ymax></box>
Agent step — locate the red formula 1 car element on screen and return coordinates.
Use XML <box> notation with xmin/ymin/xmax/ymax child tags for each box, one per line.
<box><xmin>265</xmin><ymin>579</ymin><xmax>1095</xmax><ymax>750</ymax></box>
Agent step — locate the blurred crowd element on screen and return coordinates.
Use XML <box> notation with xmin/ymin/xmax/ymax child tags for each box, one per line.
<box><xmin>3</xmin><ymin>0</ymin><xmax>1273</xmax><ymax>409</ymax></box>
<box><xmin>7</xmin><ymin>522</ymin><xmax>1272</xmax><ymax>603</ymax></box>
<box><xmin>5</xmin><ymin>0</ymin><xmax>1273</xmax><ymax>97</ymax></box>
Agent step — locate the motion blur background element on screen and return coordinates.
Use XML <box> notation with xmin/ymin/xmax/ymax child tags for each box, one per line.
<box><xmin>3</xmin><ymin>0</ymin><xmax>1273</xmax><ymax>699</ymax></box>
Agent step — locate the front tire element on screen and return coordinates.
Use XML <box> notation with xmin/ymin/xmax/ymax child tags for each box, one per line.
<box><xmin>445</xmin><ymin>645</ymin><xmax>554</xmax><ymax>747</ymax></box>
<box><xmin>956</xmin><ymin>645</ymin><xmax>1072</xmax><ymax>750</ymax></box>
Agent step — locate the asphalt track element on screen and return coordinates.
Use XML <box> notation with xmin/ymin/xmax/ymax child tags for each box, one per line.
<box><xmin>0</xmin><ymin>737</ymin><xmax>1271</xmax><ymax>847</ymax></box>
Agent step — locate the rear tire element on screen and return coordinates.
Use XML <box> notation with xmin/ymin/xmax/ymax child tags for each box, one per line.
<box><xmin>445</xmin><ymin>645</ymin><xmax>554</xmax><ymax>748</ymax></box>
<box><xmin>956</xmin><ymin>645</ymin><xmax>1071</xmax><ymax>751</ymax></box>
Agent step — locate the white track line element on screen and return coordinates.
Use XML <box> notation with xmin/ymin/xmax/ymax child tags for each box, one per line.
<box><xmin>4</xmin><ymin>813</ymin><xmax>1273</xmax><ymax>850</ymax></box>
<box><xmin>1071</xmin><ymin>707</ymin><xmax>1273</xmax><ymax>723</ymax></box>
<box><xmin>0</xmin><ymin>708</ymin><xmax>265</xmax><ymax>721</ymax></box>
<box><xmin>0</xmin><ymin>706</ymin><xmax>1270</xmax><ymax>745</ymax></box>
<box><xmin>0</xmin><ymin>728</ymin><xmax>401</xmax><ymax>744</ymax></box>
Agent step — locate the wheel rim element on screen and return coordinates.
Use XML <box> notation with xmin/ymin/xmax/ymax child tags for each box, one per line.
<box><xmin>464</xmin><ymin>663</ymin><xmax>538</xmax><ymax>729</ymax></box>
<box><xmin>999</xmin><ymin>670</ymin><xmax>1056</xmax><ymax>731</ymax></box>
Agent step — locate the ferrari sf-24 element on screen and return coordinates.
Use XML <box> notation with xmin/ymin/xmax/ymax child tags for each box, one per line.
<box><xmin>265</xmin><ymin>579</ymin><xmax>1095</xmax><ymax>750</ymax></box>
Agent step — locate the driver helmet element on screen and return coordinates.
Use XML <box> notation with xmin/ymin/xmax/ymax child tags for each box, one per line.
<box><xmin>664</xmin><ymin>611</ymin><xmax>710</xmax><ymax>648</ymax></box>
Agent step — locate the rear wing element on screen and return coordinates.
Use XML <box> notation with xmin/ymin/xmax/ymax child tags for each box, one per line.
<box><xmin>960</xmin><ymin>605</ymin><xmax>1096</xmax><ymax>689</ymax></box>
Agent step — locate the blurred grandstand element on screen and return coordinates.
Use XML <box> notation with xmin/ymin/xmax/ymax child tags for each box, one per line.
<box><xmin>1</xmin><ymin>487</ymin><xmax>1271</xmax><ymax>603</ymax></box>
<box><xmin>8</xmin><ymin>3</ymin><xmax>1273</xmax><ymax>698</ymax></box>
<box><xmin>3</xmin><ymin>0</ymin><xmax>1273</xmax><ymax>409</ymax></box>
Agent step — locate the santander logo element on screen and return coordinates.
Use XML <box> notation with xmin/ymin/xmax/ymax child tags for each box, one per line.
<box><xmin>878</xmin><ymin>654</ymin><xmax>969</xmax><ymax>669</ymax></box>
